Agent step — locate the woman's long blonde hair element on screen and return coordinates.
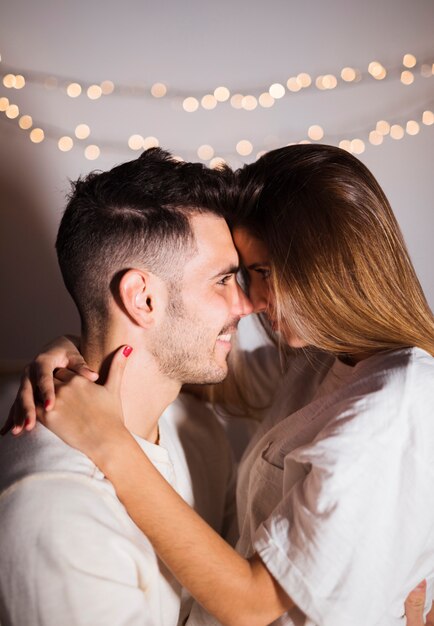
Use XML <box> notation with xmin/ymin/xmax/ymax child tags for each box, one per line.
<box><xmin>234</xmin><ymin>144</ymin><xmax>434</xmax><ymax>357</ymax></box>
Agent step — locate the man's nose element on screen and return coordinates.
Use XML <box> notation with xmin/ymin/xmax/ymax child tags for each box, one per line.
<box><xmin>233</xmin><ymin>282</ymin><xmax>253</xmax><ymax>318</ymax></box>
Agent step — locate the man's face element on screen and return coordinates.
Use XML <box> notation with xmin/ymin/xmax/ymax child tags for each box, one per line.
<box><xmin>150</xmin><ymin>213</ymin><xmax>252</xmax><ymax>384</ymax></box>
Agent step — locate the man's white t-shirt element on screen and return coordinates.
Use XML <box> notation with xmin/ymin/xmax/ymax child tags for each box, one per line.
<box><xmin>189</xmin><ymin>346</ymin><xmax>434</xmax><ymax>625</ymax></box>
<box><xmin>0</xmin><ymin>393</ymin><xmax>236</xmax><ymax>626</ymax></box>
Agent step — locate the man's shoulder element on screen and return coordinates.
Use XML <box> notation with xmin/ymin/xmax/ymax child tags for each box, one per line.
<box><xmin>0</xmin><ymin>422</ymin><xmax>97</xmax><ymax>494</ymax></box>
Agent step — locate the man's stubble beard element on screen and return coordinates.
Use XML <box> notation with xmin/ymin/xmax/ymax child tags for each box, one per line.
<box><xmin>149</xmin><ymin>286</ymin><xmax>230</xmax><ymax>385</ymax></box>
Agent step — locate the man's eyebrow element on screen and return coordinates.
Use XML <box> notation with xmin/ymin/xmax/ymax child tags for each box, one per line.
<box><xmin>210</xmin><ymin>264</ymin><xmax>240</xmax><ymax>279</ymax></box>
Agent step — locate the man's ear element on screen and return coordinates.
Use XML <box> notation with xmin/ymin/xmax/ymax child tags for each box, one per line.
<box><xmin>118</xmin><ymin>269</ymin><xmax>166</xmax><ymax>328</ymax></box>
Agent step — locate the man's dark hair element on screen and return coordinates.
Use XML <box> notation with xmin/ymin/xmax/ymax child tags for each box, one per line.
<box><xmin>56</xmin><ymin>148</ymin><xmax>234</xmax><ymax>332</ymax></box>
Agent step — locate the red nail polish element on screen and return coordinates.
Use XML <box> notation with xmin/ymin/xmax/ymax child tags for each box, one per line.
<box><xmin>24</xmin><ymin>418</ymin><xmax>31</xmax><ymax>427</ymax></box>
<box><xmin>44</xmin><ymin>400</ymin><xmax>51</xmax><ymax>410</ymax></box>
<box><xmin>123</xmin><ymin>346</ymin><xmax>133</xmax><ymax>357</ymax></box>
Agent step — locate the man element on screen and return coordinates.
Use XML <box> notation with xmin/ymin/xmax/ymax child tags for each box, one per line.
<box><xmin>0</xmin><ymin>148</ymin><xmax>252</xmax><ymax>625</ymax></box>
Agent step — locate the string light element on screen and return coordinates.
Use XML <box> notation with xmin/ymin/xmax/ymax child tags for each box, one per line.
<box><xmin>58</xmin><ymin>136</ymin><xmax>74</xmax><ymax>152</ymax></box>
<box><xmin>6</xmin><ymin>104</ymin><xmax>19</xmax><ymax>119</ymax></box>
<box><xmin>201</xmin><ymin>94</ymin><xmax>217</xmax><ymax>110</ymax></box>
<box><xmin>258</xmin><ymin>92</ymin><xmax>275</xmax><ymax>107</ymax></box>
<box><xmin>128</xmin><ymin>134</ymin><xmax>144</xmax><ymax>150</ymax></box>
<box><xmin>75</xmin><ymin>124</ymin><xmax>90</xmax><ymax>139</ymax></box>
<box><xmin>390</xmin><ymin>124</ymin><xmax>405</xmax><ymax>139</ymax></box>
<box><xmin>150</xmin><ymin>83</ymin><xmax>166</xmax><ymax>98</ymax></box>
<box><xmin>406</xmin><ymin>120</ymin><xmax>420</xmax><ymax>135</ymax></box>
<box><xmin>18</xmin><ymin>114</ymin><xmax>32</xmax><ymax>129</ymax></box>
<box><xmin>84</xmin><ymin>145</ymin><xmax>100</xmax><ymax>160</ymax></box>
<box><xmin>214</xmin><ymin>86</ymin><xmax>230</xmax><ymax>102</ymax></box>
<box><xmin>236</xmin><ymin>140</ymin><xmax>253</xmax><ymax>156</ymax></box>
<box><xmin>230</xmin><ymin>94</ymin><xmax>243</xmax><ymax>109</ymax></box>
<box><xmin>241</xmin><ymin>95</ymin><xmax>257</xmax><ymax>111</ymax></box>
<box><xmin>29</xmin><ymin>128</ymin><xmax>44</xmax><ymax>143</ymax></box>
<box><xmin>182</xmin><ymin>97</ymin><xmax>199</xmax><ymax>112</ymax></box>
<box><xmin>142</xmin><ymin>136</ymin><xmax>159</xmax><ymax>149</ymax></box>
<box><xmin>269</xmin><ymin>83</ymin><xmax>285</xmax><ymax>99</ymax></box>
<box><xmin>1</xmin><ymin>53</ymin><xmax>433</xmax><ymax>116</ymax></box>
<box><xmin>87</xmin><ymin>85</ymin><xmax>102</xmax><ymax>100</ymax></box>
<box><xmin>0</xmin><ymin>97</ymin><xmax>9</xmax><ymax>111</ymax></box>
<box><xmin>308</xmin><ymin>125</ymin><xmax>324</xmax><ymax>140</ymax></box>
<box><xmin>422</xmin><ymin>110</ymin><xmax>434</xmax><ymax>125</ymax></box>
<box><xmin>100</xmin><ymin>80</ymin><xmax>115</xmax><ymax>95</ymax></box>
<box><xmin>401</xmin><ymin>71</ymin><xmax>414</xmax><ymax>85</ymax></box>
<box><xmin>369</xmin><ymin>130</ymin><xmax>383</xmax><ymax>145</ymax></box>
<box><xmin>197</xmin><ymin>144</ymin><xmax>214</xmax><ymax>160</ymax></box>
<box><xmin>67</xmin><ymin>82</ymin><xmax>82</xmax><ymax>97</ymax></box>
<box><xmin>403</xmin><ymin>54</ymin><xmax>417</xmax><ymax>68</ymax></box>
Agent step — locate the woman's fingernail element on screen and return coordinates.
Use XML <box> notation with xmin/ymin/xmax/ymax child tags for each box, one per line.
<box><xmin>123</xmin><ymin>346</ymin><xmax>133</xmax><ymax>357</ymax></box>
<box><xmin>44</xmin><ymin>400</ymin><xmax>51</xmax><ymax>410</ymax></box>
<box><xmin>24</xmin><ymin>418</ymin><xmax>31</xmax><ymax>427</ymax></box>
<box><xmin>11</xmin><ymin>425</ymin><xmax>21</xmax><ymax>434</ymax></box>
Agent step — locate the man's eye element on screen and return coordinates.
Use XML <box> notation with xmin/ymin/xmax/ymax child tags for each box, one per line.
<box><xmin>217</xmin><ymin>275</ymin><xmax>233</xmax><ymax>286</ymax></box>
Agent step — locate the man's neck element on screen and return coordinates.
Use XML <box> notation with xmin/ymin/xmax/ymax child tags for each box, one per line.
<box><xmin>81</xmin><ymin>333</ymin><xmax>181</xmax><ymax>444</ymax></box>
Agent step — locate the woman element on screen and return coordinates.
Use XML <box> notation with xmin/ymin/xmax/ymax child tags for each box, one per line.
<box><xmin>7</xmin><ymin>145</ymin><xmax>434</xmax><ymax>625</ymax></box>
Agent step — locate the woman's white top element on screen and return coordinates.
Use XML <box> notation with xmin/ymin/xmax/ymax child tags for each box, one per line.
<box><xmin>237</xmin><ymin>346</ymin><xmax>434</xmax><ymax>625</ymax></box>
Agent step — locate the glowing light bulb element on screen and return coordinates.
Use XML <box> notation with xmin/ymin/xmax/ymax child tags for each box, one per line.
<box><xmin>183</xmin><ymin>97</ymin><xmax>199</xmax><ymax>112</ymax></box>
<box><xmin>390</xmin><ymin>125</ymin><xmax>404</xmax><ymax>140</ymax></box>
<box><xmin>403</xmin><ymin>54</ymin><xmax>416</xmax><ymax>68</ymax></box>
<box><xmin>0</xmin><ymin>97</ymin><xmax>9</xmax><ymax>111</ymax></box>
<box><xmin>214</xmin><ymin>86</ymin><xmax>230</xmax><ymax>102</ymax></box>
<box><xmin>308</xmin><ymin>125</ymin><xmax>324</xmax><ymax>141</ymax></box>
<box><xmin>422</xmin><ymin>110</ymin><xmax>434</xmax><ymax>125</ymax></box>
<box><xmin>209</xmin><ymin>157</ymin><xmax>226</xmax><ymax>169</ymax></box>
<box><xmin>400</xmin><ymin>71</ymin><xmax>414</xmax><ymax>85</ymax></box>
<box><xmin>58</xmin><ymin>136</ymin><xmax>74</xmax><ymax>152</ymax></box>
<box><xmin>369</xmin><ymin>131</ymin><xmax>383</xmax><ymax>145</ymax></box>
<box><xmin>101</xmin><ymin>80</ymin><xmax>115</xmax><ymax>95</ymax></box>
<box><xmin>67</xmin><ymin>82</ymin><xmax>82</xmax><ymax>97</ymax></box>
<box><xmin>87</xmin><ymin>85</ymin><xmax>102</xmax><ymax>100</ymax></box>
<box><xmin>151</xmin><ymin>83</ymin><xmax>167</xmax><ymax>98</ymax></box>
<box><xmin>128</xmin><ymin>135</ymin><xmax>144</xmax><ymax>150</ymax></box>
<box><xmin>201</xmin><ymin>94</ymin><xmax>217</xmax><ymax>110</ymax></box>
<box><xmin>197</xmin><ymin>144</ymin><xmax>214</xmax><ymax>160</ymax></box>
<box><xmin>143</xmin><ymin>136</ymin><xmax>159</xmax><ymax>149</ymax></box>
<box><xmin>3</xmin><ymin>74</ymin><xmax>16</xmax><ymax>88</ymax></box>
<box><xmin>406</xmin><ymin>120</ymin><xmax>420</xmax><ymax>135</ymax></box>
<box><xmin>350</xmin><ymin>139</ymin><xmax>365</xmax><ymax>154</ymax></box>
<box><xmin>6</xmin><ymin>104</ymin><xmax>19</xmax><ymax>119</ymax></box>
<box><xmin>241</xmin><ymin>95</ymin><xmax>257</xmax><ymax>110</ymax></box>
<box><xmin>376</xmin><ymin>120</ymin><xmax>390</xmax><ymax>136</ymax></box>
<box><xmin>236</xmin><ymin>140</ymin><xmax>253</xmax><ymax>156</ymax></box>
<box><xmin>297</xmin><ymin>73</ymin><xmax>311</xmax><ymax>88</ymax></box>
<box><xmin>339</xmin><ymin>140</ymin><xmax>351</xmax><ymax>151</ymax></box>
<box><xmin>85</xmin><ymin>145</ymin><xmax>100</xmax><ymax>160</ymax></box>
<box><xmin>258</xmin><ymin>92</ymin><xmax>275</xmax><ymax>107</ymax></box>
<box><xmin>341</xmin><ymin>67</ymin><xmax>357</xmax><ymax>82</ymax></box>
<box><xmin>18</xmin><ymin>115</ymin><xmax>33</xmax><ymax>129</ymax></box>
<box><xmin>269</xmin><ymin>83</ymin><xmax>285</xmax><ymax>99</ymax></box>
<box><xmin>14</xmin><ymin>75</ymin><xmax>25</xmax><ymax>89</ymax></box>
<box><xmin>230</xmin><ymin>94</ymin><xmax>243</xmax><ymax>109</ymax></box>
<box><xmin>75</xmin><ymin>124</ymin><xmax>91</xmax><ymax>139</ymax></box>
<box><xmin>287</xmin><ymin>77</ymin><xmax>302</xmax><ymax>92</ymax></box>
<box><xmin>368</xmin><ymin>62</ymin><xmax>386</xmax><ymax>80</ymax></box>
<box><xmin>30</xmin><ymin>128</ymin><xmax>44</xmax><ymax>143</ymax></box>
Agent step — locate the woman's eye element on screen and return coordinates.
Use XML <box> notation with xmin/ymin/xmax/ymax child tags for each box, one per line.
<box><xmin>256</xmin><ymin>268</ymin><xmax>271</xmax><ymax>280</ymax></box>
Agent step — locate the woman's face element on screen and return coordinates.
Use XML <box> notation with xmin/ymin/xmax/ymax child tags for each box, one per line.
<box><xmin>232</xmin><ymin>227</ymin><xmax>307</xmax><ymax>348</ymax></box>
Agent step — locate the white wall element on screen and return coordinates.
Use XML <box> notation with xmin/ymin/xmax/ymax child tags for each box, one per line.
<box><xmin>1</xmin><ymin>0</ymin><xmax>433</xmax><ymax>362</ymax></box>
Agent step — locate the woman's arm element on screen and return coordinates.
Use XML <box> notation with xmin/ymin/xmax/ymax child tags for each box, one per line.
<box><xmin>38</xmin><ymin>348</ymin><xmax>293</xmax><ymax>626</ymax></box>
<box><xmin>1</xmin><ymin>335</ymin><xmax>98</xmax><ymax>435</ymax></box>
